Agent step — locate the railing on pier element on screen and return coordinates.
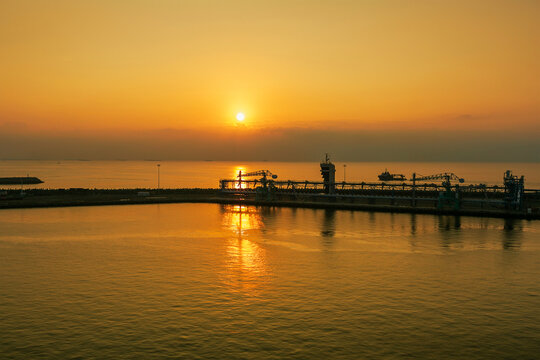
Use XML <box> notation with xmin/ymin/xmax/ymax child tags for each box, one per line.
<box><xmin>219</xmin><ymin>179</ymin><xmax>519</xmax><ymax>195</ymax></box>
<box><xmin>219</xmin><ymin>177</ymin><xmax>540</xmax><ymax>215</ymax></box>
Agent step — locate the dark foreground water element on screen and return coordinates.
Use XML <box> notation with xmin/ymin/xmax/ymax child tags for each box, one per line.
<box><xmin>1</xmin><ymin>204</ymin><xmax>539</xmax><ymax>359</ymax></box>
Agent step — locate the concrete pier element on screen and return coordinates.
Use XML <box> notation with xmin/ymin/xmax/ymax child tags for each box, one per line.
<box><xmin>1</xmin><ymin>188</ymin><xmax>539</xmax><ymax>219</ymax></box>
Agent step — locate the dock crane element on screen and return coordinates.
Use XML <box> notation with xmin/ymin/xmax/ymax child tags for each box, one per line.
<box><xmin>412</xmin><ymin>172</ymin><xmax>464</xmax><ymax>187</ymax></box>
<box><xmin>237</xmin><ymin>170</ymin><xmax>277</xmax><ymax>184</ymax></box>
<box><xmin>237</xmin><ymin>170</ymin><xmax>278</xmax><ymax>200</ymax></box>
<box><xmin>411</xmin><ymin>172</ymin><xmax>465</xmax><ymax>210</ymax></box>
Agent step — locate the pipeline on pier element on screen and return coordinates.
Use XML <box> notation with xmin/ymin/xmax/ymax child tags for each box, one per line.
<box><xmin>219</xmin><ymin>156</ymin><xmax>539</xmax><ymax>216</ymax></box>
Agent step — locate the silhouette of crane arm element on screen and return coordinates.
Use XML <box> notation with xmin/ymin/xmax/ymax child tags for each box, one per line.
<box><xmin>237</xmin><ymin>170</ymin><xmax>278</xmax><ymax>179</ymax></box>
<box><xmin>415</xmin><ymin>172</ymin><xmax>464</xmax><ymax>183</ymax></box>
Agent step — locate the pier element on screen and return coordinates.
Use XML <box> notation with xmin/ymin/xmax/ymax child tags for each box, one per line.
<box><xmin>0</xmin><ymin>176</ymin><xmax>43</xmax><ymax>185</ymax></box>
<box><xmin>219</xmin><ymin>157</ymin><xmax>540</xmax><ymax>219</ymax></box>
<box><xmin>1</xmin><ymin>158</ymin><xmax>539</xmax><ymax>219</ymax></box>
<box><xmin>0</xmin><ymin>187</ymin><xmax>539</xmax><ymax>219</ymax></box>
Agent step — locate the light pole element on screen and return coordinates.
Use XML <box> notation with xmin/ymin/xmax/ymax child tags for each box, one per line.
<box><xmin>157</xmin><ymin>164</ymin><xmax>161</xmax><ymax>190</ymax></box>
<box><xmin>343</xmin><ymin>164</ymin><xmax>347</xmax><ymax>182</ymax></box>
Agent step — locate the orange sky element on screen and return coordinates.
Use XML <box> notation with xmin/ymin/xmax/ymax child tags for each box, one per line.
<box><xmin>0</xmin><ymin>1</ymin><xmax>539</xmax><ymax>160</ymax></box>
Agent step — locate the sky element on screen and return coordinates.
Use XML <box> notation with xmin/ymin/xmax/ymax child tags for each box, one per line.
<box><xmin>1</xmin><ymin>0</ymin><xmax>539</xmax><ymax>161</ymax></box>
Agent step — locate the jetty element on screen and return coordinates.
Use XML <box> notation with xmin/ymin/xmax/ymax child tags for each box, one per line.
<box><xmin>1</xmin><ymin>159</ymin><xmax>540</xmax><ymax>219</ymax></box>
<box><xmin>0</xmin><ymin>176</ymin><xmax>43</xmax><ymax>185</ymax></box>
<box><xmin>219</xmin><ymin>155</ymin><xmax>540</xmax><ymax>219</ymax></box>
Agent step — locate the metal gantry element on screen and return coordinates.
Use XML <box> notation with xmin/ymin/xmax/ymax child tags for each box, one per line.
<box><xmin>219</xmin><ymin>156</ymin><xmax>536</xmax><ymax>211</ymax></box>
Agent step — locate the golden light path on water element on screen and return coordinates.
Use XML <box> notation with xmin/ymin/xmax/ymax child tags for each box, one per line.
<box><xmin>221</xmin><ymin>205</ymin><xmax>269</xmax><ymax>295</ymax></box>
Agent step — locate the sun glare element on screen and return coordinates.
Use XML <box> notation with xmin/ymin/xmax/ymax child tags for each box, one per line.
<box><xmin>236</xmin><ymin>112</ymin><xmax>245</xmax><ymax>121</ymax></box>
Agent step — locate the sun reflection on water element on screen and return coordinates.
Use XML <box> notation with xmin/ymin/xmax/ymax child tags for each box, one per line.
<box><xmin>223</xmin><ymin>205</ymin><xmax>263</xmax><ymax>235</ymax></box>
<box><xmin>220</xmin><ymin>205</ymin><xmax>270</xmax><ymax>295</ymax></box>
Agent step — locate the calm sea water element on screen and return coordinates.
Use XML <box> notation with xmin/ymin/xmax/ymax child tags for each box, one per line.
<box><xmin>1</xmin><ymin>203</ymin><xmax>539</xmax><ymax>359</ymax></box>
<box><xmin>1</xmin><ymin>160</ymin><xmax>540</xmax><ymax>189</ymax></box>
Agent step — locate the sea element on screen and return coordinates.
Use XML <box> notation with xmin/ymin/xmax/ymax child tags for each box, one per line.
<box><xmin>1</xmin><ymin>160</ymin><xmax>540</xmax><ymax>189</ymax></box>
<box><xmin>1</xmin><ymin>161</ymin><xmax>540</xmax><ymax>359</ymax></box>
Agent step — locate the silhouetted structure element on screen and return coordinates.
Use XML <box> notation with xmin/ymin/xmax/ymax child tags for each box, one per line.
<box><xmin>219</xmin><ymin>159</ymin><xmax>539</xmax><ymax>218</ymax></box>
<box><xmin>0</xmin><ymin>176</ymin><xmax>43</xmax><ymax>185</ymax></box>
<box><xmin>320</xmin><ymin>153</ymin><xmax>336</xmax><ymax>194</ymax></box>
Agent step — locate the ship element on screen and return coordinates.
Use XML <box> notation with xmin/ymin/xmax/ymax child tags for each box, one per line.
<box><xmin>378</xmin><ymin>169</ymin><xmax>406</xmax><ymax>181</ymax></box>
<box><xmin>0</xmin><ymin>177</ymin><xmax>43</xmax><ymax>185</ymax></box>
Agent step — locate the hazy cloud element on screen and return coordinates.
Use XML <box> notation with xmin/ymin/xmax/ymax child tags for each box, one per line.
<box><xmin>1</xmin><ymin>127</ymin><xmax>539</xmax><ymax>162</ymax></box>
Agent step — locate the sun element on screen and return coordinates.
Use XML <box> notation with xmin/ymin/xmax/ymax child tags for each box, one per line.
<box><xmin>236</xmin><ymin>112</ymin><xmax>245</xmax><ymax>121</ymax></box>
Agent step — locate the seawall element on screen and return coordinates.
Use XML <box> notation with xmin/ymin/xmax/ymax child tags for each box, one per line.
<box><xmin>1</xmin><ymin>188</ymin><xmax>539</xmax><ymax>220</ymax></box>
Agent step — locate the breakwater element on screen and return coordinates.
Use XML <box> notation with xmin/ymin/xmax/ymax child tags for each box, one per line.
<box><xmin>1</xmin><ymin>188</ymin><xmax>539</xmax><ymax>219</ymax></box>
<box><xmin>0</xmin><ymin>176</ymin><xmax>43</xmax><ymax>185</ymax></box>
